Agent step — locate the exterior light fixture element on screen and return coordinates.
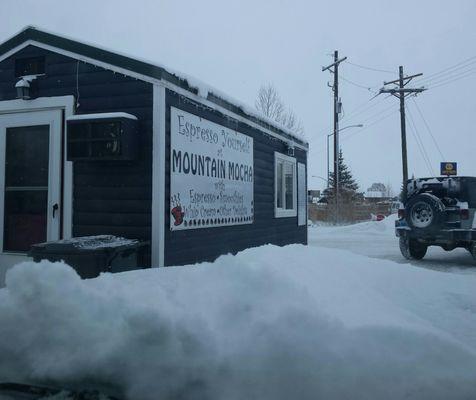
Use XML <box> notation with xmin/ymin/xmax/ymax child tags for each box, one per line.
<box><xmin>15</xmin><ymin>75</ymin><xmax>39</xmax><ymax>100</ymax></box>
<box><xmin>15</xmin><ymin>77</ymin><xmax>31</xmax><ymax>100</ymax></box>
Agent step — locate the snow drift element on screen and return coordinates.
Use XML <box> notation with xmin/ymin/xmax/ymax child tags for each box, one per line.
<box><xmin>0</xmin><ymin>244</ymin><xmax>476</xmax><ymax>399</ymax></box>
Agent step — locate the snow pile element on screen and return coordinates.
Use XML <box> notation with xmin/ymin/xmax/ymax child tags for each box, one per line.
<box><xmin>1</xmin><ymin>244</ymin><xmax>476</xmax><ymax>399</ymax></box>
<box><xmin>311</xmin><ymin>214</ymin><xmax>398</xmax><ymax>236</ymax></box>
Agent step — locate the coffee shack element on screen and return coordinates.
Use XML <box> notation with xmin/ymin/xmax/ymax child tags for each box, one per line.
<box><xmin>0</xmin><ymin>27</ymin><xmax>308</xmax><ymax>272</ymax></box>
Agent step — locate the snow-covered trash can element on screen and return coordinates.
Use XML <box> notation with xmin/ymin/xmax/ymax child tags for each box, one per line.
<box><xmin>29</xmin><ymin>235</ymin><xmax>149</xmax><ymax>279</ymax></box>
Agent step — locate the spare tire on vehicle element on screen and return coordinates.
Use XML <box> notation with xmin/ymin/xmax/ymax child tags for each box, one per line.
<box><xmin>405</xmin><ymin>193</ymin><xmax>445</xmax><ymax>233</ymax></box>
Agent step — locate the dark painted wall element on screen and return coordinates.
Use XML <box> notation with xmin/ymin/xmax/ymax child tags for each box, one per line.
<box><xmin>164</xmin><ymin>90</ymin><xmax>307</xmax><ymax>266</ymax></box>
<box><xmin>0</xmin><ymin>45</ymin><xmax>153</xmax><ymax>263</ymax></box>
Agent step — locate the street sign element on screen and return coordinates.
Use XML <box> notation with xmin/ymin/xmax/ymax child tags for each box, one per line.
<box><xmin>440</xmin><ymin>162</ymin><xmax>457</xmax><ymax>176</ymax></box>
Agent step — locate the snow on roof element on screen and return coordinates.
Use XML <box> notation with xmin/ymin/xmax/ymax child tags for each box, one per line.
<box><xmin>67</xmin><ymin>112</ymin><xmax>138</xmax><ymax>121</ymax></box>
<box><xmin>4</xmin><ymin>26</ymin><xmax>307</xmax><ymax>144</ymax></box>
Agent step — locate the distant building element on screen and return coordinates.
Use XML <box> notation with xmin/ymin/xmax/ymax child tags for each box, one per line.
<box><xmin>308</xmin><ymin>190</ymin><xmax>321</xmax><ymax>204</ymax></box>
<box><xmin>365</xmin><ymin>183</ymin><xmax>390</xmax><ymax>202</ymax></box>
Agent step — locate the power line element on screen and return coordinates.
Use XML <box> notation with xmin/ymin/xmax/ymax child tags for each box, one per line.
<box><xmin>344</xmin><ymin>60</ymin><xmax>395</xmax><ymax>74</ymax></box>
<box><xmin>340</xmin><ymin>75</ymin><xmax>378</xmax><ymax>93</ymax></box>
<box><xmin>310</xmin><ymin>92</ymin><xmax>389</xmax><ymax>142</ymax></box>
<box><xmin>342</xmin><ymin>108</ymin><xmax>399</xmax><ymax>142</ymax></box>
<box><xmin>310</xmin><ymin>95</ymin><xmax>393</xmax><ymax>141</ymax></box>
<box><xmin>414</xmin><ymin>55</ymin><xmax>476</xmax><ymax>85</ymax></box>
<box><xmin>407</xmin><ymin>55</ymin><xmax>476</xmax><ymax>90</ymax></box>
<box><xmin>313</xmin><ymin>108</ymin><xmax>399</xmax><ymax>156</ymax></box>
<box><xmin>340</xmin><ymin>94</ymin><xmax>390</xmax><ymax>124</ymax></box>
<box><xmin>339</xmin><ymin>97</ymin><xmax>380</xmax><ymax>122</ymax></box>
<box><xmin>419</xmin><ymin>64</ymin><xmax>476</xmax><ymax>87</ymax></box>
<box><xmin>429</xmin><ymin>68</ymin><xmax>476</xmax><ymax>89</ymax></box>
<box><xmin>407</xmin><ymin>114</ymin><xmax>433</xmax><ymax>175</ymax></box>
<box><xmin>411</xmin><ymin>98</ymin><xmax>445</xmax><ymax>160</ymax></box>
<box><xmin>406</xmin><ymin>105</ymin><xmax>434</xmax><ymax>175</ymax></box>
<box><xmin>342</xmin><ymin>98</ymin><xmax>378</xmax><ymax>119</ymax></box>
<box><xmin>350</xmin><ymin>102</ymin><xmax>396</xmax><ymax>126</ymax></box>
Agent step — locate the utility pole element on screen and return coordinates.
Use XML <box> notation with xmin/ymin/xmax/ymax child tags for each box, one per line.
<box><xmin>379</xmin><ymin>66</ymin><xmax>425</xmax><ymax>200</ymax></box>
<box><xmin>322</xmin><ymin>51</ymin><xmax>347</xmax><ymax>223</ymax></box>
<box><xmin>326</xmin><ymin>133</ymin><xmax>331</xmax><ymax>189</ymax></box>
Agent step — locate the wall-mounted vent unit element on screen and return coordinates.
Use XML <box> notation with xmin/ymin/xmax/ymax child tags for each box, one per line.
<box><xmin>67</xmin><ymin>113</ymin><xmax>138</xmax><ymax>161</ymax></box>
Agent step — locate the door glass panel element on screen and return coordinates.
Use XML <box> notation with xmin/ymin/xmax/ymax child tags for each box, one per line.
<box><xmin>4</xmin><ymin>191</ymin><xmax>48</xmax><ymax>252</ymax></box>
<box><xmin>4</xmin><ymin>125</ymin><xmax>49</xmax><ymax>252</ymax></box>
<box><xmin>6</xmin><ymin>125</ymin><xmax>49</xmax><ymax>187</ymax></box>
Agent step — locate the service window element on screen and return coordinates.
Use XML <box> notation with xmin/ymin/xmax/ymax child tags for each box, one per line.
<box><xmin>275</xmin><ymin>152</ymin><xmax>297</xmax><ymax>218</ymax></box>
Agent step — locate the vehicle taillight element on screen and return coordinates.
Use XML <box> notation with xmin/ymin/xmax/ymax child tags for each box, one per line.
<box><xmin>398</xmin><ymin>209</ymin><xmax>405</xmax><ymax>219</ymax></box>
<box><xmin>460</xmin><ymin>209</ymin><xmax>469</xmax><ymax>220</ymax></box>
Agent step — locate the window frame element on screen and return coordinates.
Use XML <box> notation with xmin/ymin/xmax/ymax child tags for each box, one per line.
<box><xmin>274</xmin><ymin>151</ymin><xmax>297</xmax><ymax>218</ymax></box>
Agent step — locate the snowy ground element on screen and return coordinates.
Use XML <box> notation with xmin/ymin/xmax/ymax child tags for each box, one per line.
<box><xmin>0</xmin><ymin>234</ymin><xmax>476</xmax><ymax>399</ymax></box>
<box><xmin>309</xmin><ymin>214</ymin><xmax>476</xmax><ymax>275</ymax></box>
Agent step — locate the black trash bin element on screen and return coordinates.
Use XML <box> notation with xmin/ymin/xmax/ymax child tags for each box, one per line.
<box><xmin>29</xmin><ymin>235</ymin><xmax>150</xmax><ymax>279</ymax></box>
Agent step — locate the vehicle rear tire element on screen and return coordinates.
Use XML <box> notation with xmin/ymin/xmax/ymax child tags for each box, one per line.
<box><xmin>405</xmin><ymin>193</ymin><xmax>444</xmax><ymax>234</ymax></box>
<box><xmin>399</xmin><ymin>236</ymin><xmax>427</xmax><ymax>260</ymax></box>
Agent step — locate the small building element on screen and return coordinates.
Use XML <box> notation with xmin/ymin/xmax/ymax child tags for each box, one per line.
<box><xmin>365</xmin><ymin>182</ymin><xmax>391</xmax><ymax>203</ymax></box>
<box><xmin>0</xmin><ymin>27</ymin><xmax>308</xmax><ymax>272</ymax></box>
<box><xmin>307</xmin><ymin>189</ymin><xmax>321</xmax><ymax>204</ymax></box>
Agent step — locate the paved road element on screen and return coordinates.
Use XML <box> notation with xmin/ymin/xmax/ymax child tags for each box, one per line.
<box><xmin>308</xmin><ymin>218</ymin><xmax>476</xmax><ymax>275</ymax></box>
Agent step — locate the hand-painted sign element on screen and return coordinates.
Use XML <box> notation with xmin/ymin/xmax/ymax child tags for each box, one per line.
<box><xmin>170</xmin><ymin>107</ymin><xmax>254</xmax><ymax>230</ymax></box>
<box><xmin>440</xmin><ymin>162</ymin><xmax>457</xmax><ymax>176</ymax></box>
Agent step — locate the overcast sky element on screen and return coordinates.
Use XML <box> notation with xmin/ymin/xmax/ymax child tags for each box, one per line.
<box><xmin>1</xmin><ymin>0</ymin><xmax>475</xmax><ymax>194</ymax></box>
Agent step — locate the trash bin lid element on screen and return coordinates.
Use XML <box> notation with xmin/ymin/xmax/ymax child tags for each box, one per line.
<box><xmin>30</xmin><ymin>235</ymin><xmax>140</xmax><ymax>253</ymax></box>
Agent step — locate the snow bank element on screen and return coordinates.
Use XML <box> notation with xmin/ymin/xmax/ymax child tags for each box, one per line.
<box><xmin>312</xmin><ymin>214</ymin><xmax>398</xmax><ymax>236</ymax></box>
<box><xmin>1</xmin><ymin>245</ymin><xmax>476</xmax><ymax>399</ymax></box>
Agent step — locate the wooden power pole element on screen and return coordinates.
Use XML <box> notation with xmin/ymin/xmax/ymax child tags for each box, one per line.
<box><xmin>322</xmin><ymin>51</ymin><xmax>347</xmax><ymax>223</ymax></box>
<box><xmin>379</xmin><ymin>66</ymin><xmax>425</xmax><ymax>200</ymax></box>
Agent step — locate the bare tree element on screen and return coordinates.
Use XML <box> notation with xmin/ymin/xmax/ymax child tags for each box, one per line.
<box><xmin>281</xmin><ymin>107</ymin><xmax>304</xmax><ymax>135</ymax></box>
<box><xmin>255</xmin><ymin>84</ymin><xmax>285</xmax><ymax>121</ymax></box>
<box><xmin>255</xmin><ymin>84</ymin><xmax>304</xmax><ymax>136</ymax></box>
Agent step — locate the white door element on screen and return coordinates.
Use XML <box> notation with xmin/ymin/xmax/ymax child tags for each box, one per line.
<box><xmin>0</xmin><ymin>110</ymin><xmax>62</xmax><ymax>268</ymax></box>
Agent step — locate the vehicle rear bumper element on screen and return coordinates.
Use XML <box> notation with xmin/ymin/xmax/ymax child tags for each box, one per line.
<box><xmin>395</xmin><ymin>222</ymin><xmax>476</xmax><ymax>241</ymax></box>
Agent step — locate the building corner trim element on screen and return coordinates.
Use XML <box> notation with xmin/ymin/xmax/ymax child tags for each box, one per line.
<box><xmin>152</xmin><ymin>84</ymin><xmax>166</xmax><ymax>267</ymax></box>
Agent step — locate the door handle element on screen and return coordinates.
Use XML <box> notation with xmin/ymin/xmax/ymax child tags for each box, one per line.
<box><xmin>52</xmin><ymin>203</ymin><xmax>59</xmax><ymax>218</ymax></box>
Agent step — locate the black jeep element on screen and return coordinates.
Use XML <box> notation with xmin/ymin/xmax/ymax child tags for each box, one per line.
<box><xmin>396</xmin><ymin>177</ymin><xmax>476</xmax><ymax>262</ymax></box>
